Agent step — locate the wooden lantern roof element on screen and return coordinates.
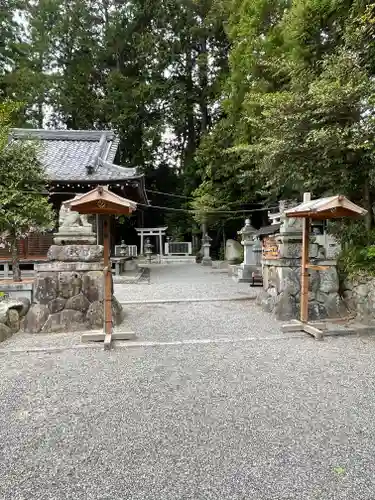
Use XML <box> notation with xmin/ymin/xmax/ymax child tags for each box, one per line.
<box><xmin>284</xmin><ymin>195</ymin><xmax>367</xmax><ymax>220</ymax></box>
<box><xmin>69</xmin><ymin>185</ymin><xmax>137</xmax><ymax>215</ymax></box>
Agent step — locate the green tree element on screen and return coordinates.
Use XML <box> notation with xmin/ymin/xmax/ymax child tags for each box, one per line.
<box><xmin>0</xmin><ymin>102</ymin><xmax>55</xmax><ymax>281</ymax></box>
<box><xmin>193</xmin><ymin>0</ymin><xmax>375</xmax><ymax>234</ymax></box>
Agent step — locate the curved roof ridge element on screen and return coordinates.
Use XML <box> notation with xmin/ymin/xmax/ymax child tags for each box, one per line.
<box><xmin>10</xmin><ymin>128</ymin><xmax>116</xmax><ymax>142</ymax></box>
<box><xmin>97</xmin><ymin>157</ymin><xmax>138</xmax><ymax>177</ymax></box>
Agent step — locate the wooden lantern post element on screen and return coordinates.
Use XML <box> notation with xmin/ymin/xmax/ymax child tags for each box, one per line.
<box><xmin>281</xmin><ymin>193</ymin><xmax>367</xmax><ymax>340</ymax></box>
<box><xmin>102</xmin><ymin>215</ymin><xmax>112</xmax><ymax>337</ymax></box>
<box><xmin>69</xmin><ymin>186</ymin><xmax>137</xmax><ymax>349</ymax></box>
<box><xmin>300</xmin><ymin>192</ymin><xmax>311</xmax><ymax>324</ymax></box>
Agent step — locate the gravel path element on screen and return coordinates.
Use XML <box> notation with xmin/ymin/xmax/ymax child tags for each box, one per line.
<box><xmin>1</xmin><ymin>337</ymin><xmax>375</xmax><ymax>499</ymax></box>
<box><xmin>1</xmin><ymin>263</ymin><xmax>375</xmax><ymax>499</ymax></box>
<box><xmin>125</xmin><ymin>301</ymin><xmax>286</xmax><ymax>343</ymax></box>
<box><xmin>114</xmin><ymin>264</ymin><xmax>255</xmax><ymax>302</ymax></box>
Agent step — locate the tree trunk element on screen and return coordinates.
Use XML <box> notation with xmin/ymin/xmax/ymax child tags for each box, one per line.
<box><xmin>363</xmin><ymin>178</ymin><xmax>374</xmax><ymax>233</ymax></box>
<box><xmin>184</xmin><ymin>37</ymin><xmax>196</xmax><ymax>169</ymax></box>
<box><xmin>11</xmin><ymin>239</ymin><xmax>21</xmax><ymax>282</ymax></box>
<box><xmin>198</xmin><ymin>36</ymin><xmax>209</xmax><ymax>135</ymax></box>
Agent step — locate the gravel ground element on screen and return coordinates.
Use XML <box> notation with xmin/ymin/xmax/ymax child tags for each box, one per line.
<box><xmin>114</xmin><ymin>264</ymin><xmax>255</xmax><ymax>302</ymax></box>
<box><xmin>1</xmin><ymin>337</ymin><xmax>375</xmax><ymax>499</ymax></box>
<box><xmin>0</xmin><ymin>301</ymin><xmax>285</xmax><ymax>352</ymax></box>
<box><xmin>1</xmin><ymin>263</ymin><xmax>375</xmax><ymax>499</ymax></box>
<box><xmin>125</xmin><ymin>301</ymin><xmax>286</xmax><ymax>342</ymax></box>
<box><xmin>0</xmin><ymin>264</ymin><xmax>261</xmax><ymax>352</ymax></box>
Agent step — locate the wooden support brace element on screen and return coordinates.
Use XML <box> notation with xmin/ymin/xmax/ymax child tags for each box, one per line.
<box><xmin>306</xmin><ymin>264</ymin><xmax>329</xmax><ymax>271</ymax></box>
<box><xmin>81</xmin><ymin>331</ymin><xmax>136</xmax><ymax>344</ymax></box>
<box><xmin>303</xmin><ymin>323</ymin><xmax>324</xmax><ymax>341</ymax></box>
<box><xmin>104</xmin><ymin>332</ymin><xmax>112</xmax><ymax>350</ymax></box>
<box><xmin>281</xmin><ymin>319</ymin><xmax>302</xmax><ymax>333</ymax></box>
<box><xmin>282</xmin><ymin>320</ymin><xmax>324</xmax><ymax>341</ymax></box>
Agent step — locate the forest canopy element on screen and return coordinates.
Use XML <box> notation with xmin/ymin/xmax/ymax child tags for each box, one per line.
<box><xmin>1</xmin><ymin>0</ymin><xmax>375</xmax><ymax>237</ymax></box>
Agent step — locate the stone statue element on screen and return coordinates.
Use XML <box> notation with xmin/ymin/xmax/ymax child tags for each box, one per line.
<box><xmin>225</xmin><ymin>239</ymin><xmax>243</xmax><ymax>264</ymax></box>
<box><xmin>58</xmin><ymin>197</ymin><xmax>93</xmax><ymax>231</ymax></box>
<box><xmin>54</xmin><ymin>195</ymin><xmax>96</xmax><ymax>245</ymax></box>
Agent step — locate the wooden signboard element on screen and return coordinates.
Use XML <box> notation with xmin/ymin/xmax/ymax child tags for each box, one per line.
<box><xmin>262</xmin><ymin>236</ymin><xmax>279</xmax><ymax>260</ymax></box>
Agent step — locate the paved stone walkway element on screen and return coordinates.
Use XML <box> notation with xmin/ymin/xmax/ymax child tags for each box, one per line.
<box><xmin>1</xmin><ymin>264</ymin><xmax>375</xmax><ymax>499</ymax></box>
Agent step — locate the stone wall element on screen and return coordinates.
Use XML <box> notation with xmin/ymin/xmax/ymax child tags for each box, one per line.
<box><xmin>23</xmin><ymin>245</ymin><xmax>124</xmax><ymax>333</ymax></box>
<box><xmin>257</xmin><ymin>199</ymin><xmax>347</xmax><ymax>321</ymax></box>
<box><xmin>342</xmin><ymin>277</ymin><xmax>375</xmax><ymax>323</ymax></box>
<box><xmin>257</xmin><ymin>259</ymin><xmax>346</xmax><ymax>321</ymax></box>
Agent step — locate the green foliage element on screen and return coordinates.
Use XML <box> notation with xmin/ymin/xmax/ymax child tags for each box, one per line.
<box><xmin>4</xmin><ymin>0</ymin><xmax>375</xmax><ymax>247</ymax></box>
<box><xmin>0</xmin><ymin>0</ymin><xmax>231</xmax><ymax>238</ymax></box>
<box><xmin>328</xmin><ymin>219</ymin><xmax>373</xmax><ymax>248</ymax></box>
<box><xmin>0</xmin><ymin>104</ymin><xmax>55</xmax><ymax>279</ymax></box>
<box><xmin>338</xmin><ymin>245</ymin><xmax>375</xmax><ymax>278</ymax></box>
<box><xmin>192</xmin><ymin>0</ymin><xmax>375</xmax><ymax>236</ymax></box>
<box><xmin>0</xmin><ymin>141</ymin><xmax>55</xmax><ymax>239</ymax></box>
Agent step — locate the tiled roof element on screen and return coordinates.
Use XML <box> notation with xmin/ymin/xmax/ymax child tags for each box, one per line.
<box><xmin>9</xmin><ymin>128</ymin><xmax>141</xmax><ymax>182</ymax></box>
<box><xmin>255</xmin><ymin>223</ymin><xmax>281</xmax><ymax>236</ymax></box>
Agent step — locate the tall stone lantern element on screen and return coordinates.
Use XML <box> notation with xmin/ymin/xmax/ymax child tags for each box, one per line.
<box><xmin>144</xmin><ymin>238</ymin><xmax>153</xmax><ymax>263</ymax></box>
<box><xmin>201</xmin><ymin>233</ymin><xmax>212</xmax><ymax>266</ymax></box>
<box><xmin>237</xmin><ymin>218</ymin><xmax>256</xmax><ymax>282</ymax></box>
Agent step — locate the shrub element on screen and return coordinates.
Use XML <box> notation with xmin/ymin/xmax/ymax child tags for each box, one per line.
<box><xmin>338</xmin><ymin>245</ymin><xmax>375</xmax><ymax>278</ymax></box>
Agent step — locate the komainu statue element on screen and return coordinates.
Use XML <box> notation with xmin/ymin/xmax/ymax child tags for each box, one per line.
<box><xmin>58</xmin><ymin>196</ymin><xmax>92</xmax><ymax>231</ymax></box>
<box><xmin>54</xmin><ymin>195</ymin><xmax>96</xmax><ymax>245</ymax></box>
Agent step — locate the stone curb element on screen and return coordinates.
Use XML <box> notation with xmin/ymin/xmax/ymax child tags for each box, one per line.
<box><xmin>0</xmin><ymin>333</ymin><xmax>304</xmax><ymax>355</ymax></box>
<box><xmin>119</xmin><ymin>296</ymin><xmax>256</xmax><ymax>305</ymax></box>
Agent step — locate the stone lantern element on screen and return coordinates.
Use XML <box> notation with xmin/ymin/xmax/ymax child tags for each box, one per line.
<box><xmin>119</xmin><ymin>240</ymin><xmax>128</xmax><ymax>257</ymax></box>
<box><xmin>144</xmin><ymin>238</ymin><xmax>153</xmax><ymax>263</ymax></box>
<box><xmin>237</xmin><ymin>218</ymin><xmax>256</xmax><ymax>282</ymax></box>
<box><xmin>201</xmin><ymin>233</ymin><xmax>212</xmax><ymax>266</ymax></box>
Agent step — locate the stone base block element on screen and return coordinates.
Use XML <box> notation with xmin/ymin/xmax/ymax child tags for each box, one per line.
<box><xmin>47</xmin><ymin>244</ymin><xmax>103</xmax><ymax>262</ymax></box>
<box><xmin>53</xmin><ymin>230</ymin><xmax>96</xmax><ymax>246</ymax></box>
<box><xmin>212</xmin><ymin>261</ymin><xmax>229</xmax><ymax>270</ymax></box>
<box><xmin>24</xmin><ymin>258</ymin><xmax>125</xmax><ymax>334</ymax></box>
<box><xmin>201</xmin><ymin>257</ymin><xmax>212</xmax><ymax>266</ymax></box>
<box><xmin>234</xmin><ymin>265</ymin><xmax>257</xmax><ymax>283</ymax></box>
<box><xmin>228</xmin><ymin>265</ymin><xmax>239</xmax><ymax>277</ymax></box>
<box><xmin>0</xmin><ymin>282</ymin><xmax>33</xmax><ymax>302</ymax></box>
<box><xmin>124</xmin><ymin>260</ymin><xmax>138</xmax><ymax>272</ymax></box>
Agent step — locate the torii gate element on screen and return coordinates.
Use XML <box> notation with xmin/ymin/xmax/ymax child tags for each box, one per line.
<box><xmin>135</xmin><ymin>227</ymin><xmax>168</xmax><ymax>255</ymax></box>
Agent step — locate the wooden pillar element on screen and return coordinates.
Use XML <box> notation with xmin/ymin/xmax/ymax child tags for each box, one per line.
<box><xmin>300</xmin><ymin>193</ymin><xmax>311</xmax><ymax>323</ymax></box>
<box><xmin>103</xmin><ymin>216</ymin><xmax>112</xmax><ymax>335</ymax></box>
<box><xmin>140</xmin><ymin>231</ymin><xmax>144</xmax><ymax>255</ymax></box>
<box><xmin>159</xmin><ymin>231</ymin><xmax>163</xmax><ymax>256</ymax></box>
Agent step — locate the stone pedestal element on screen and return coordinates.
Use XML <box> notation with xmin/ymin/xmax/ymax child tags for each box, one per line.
<box><xmin>53</xmin><ymin>228</ymin><xmax>96</xmax><ymax>245</ymax></box>
<box><xmin>257</xmin><ymin>200</ymin><xmax>345</xmax><ymax>320</ymax></box>
<box><xmin>24</xmin><ymin>245</ymin><xmax>124</xmax><ymax>333</ymax></box>
<box><xmin>201</xmin><ymin>234</ymin><xmax>212</xmax><ymax>266</ymax></box>
<box><xmin>257</xmin><ymin>258</ymin><xmax>344</xmax><ymax>321</ymax></box>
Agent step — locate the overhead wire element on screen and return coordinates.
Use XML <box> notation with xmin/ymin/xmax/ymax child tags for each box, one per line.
<box><xmin>136</xmin><ymin>201</ymin><xmax>279</xmax><ymax>214</ymax></box>
<box><xmin>15</xmin><ymin>189</ymin><xmax>279</xmax><ymax>215</ymax></box>
<box><xmin>146</xmin><ymin>188</ymin><xmax>262</xmax><ymax>206</ymax></box>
